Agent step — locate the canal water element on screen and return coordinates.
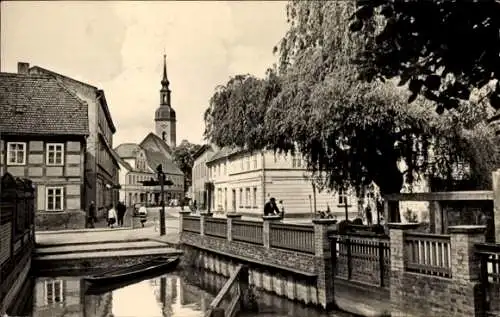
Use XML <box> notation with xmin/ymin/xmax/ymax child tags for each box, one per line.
<box><xmin>12</xmin><ymin>269</ymin><xmax>356</xmax><ymax>317</ymax></box>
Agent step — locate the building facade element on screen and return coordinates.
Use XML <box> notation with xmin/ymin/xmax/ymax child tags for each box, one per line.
<box><xmin>0</xmin><ymin>67</ymin><xmax>89</xmax><ymax>230</ymax></box>
<box><xmin>115</xmin><ymin>139</ymin><xmax>184</xmax><ymax>207</ymax></box>
<box><xmin>206</xmin><ymin>148</ymin><xmax>359</xmax><ymax>219</ymax></box>
<box><xmin>154</xmin><ymin>55</ymin><xmax>177</xmax><ymax>149</ymax></box>
<box><xmin>28</xmin><ymin>64</ymin><xmax>120</xmax><ymax>217</ymax></box>
<box><xmin>191</xmin><ymin>144</ymin><xmax>217</xmax><ymax>209</ymax></box>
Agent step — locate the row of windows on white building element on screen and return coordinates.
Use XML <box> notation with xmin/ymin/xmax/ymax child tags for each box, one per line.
<box><xmin>207</xmin><ymin>154</ymin><xmax>304</xmax><ymax>179</ymax></box>
<box><xmin>214</xmin><ymin>186</ymin><xmax>259</xmax><ymax>209</ymax></box>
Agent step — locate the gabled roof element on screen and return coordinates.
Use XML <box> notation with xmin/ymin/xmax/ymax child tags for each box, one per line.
<box><xmin>192</xmin><ymin>144</ymin><xmax>215</xmax><ymax>160</ymax></box>
<box><xmin>114</xmin><ymin>143</ymin><xmax>141</xmax><ymax>159</ymax></box>
<box><xmin>144</xmin><ymin>149</ymin><xmax>183</xmax><ymax>176</ymax></box>
<box><xmin>109</xmin><ymin>147</ymin><xmax>127</xmax><ymax>170</ymax></box>
<box><xmin>140</xmin><ymin>132</ymin><xmax>173</xmax><ymax>156</ymax></box>
<box><xmin>0</xmin><ymin>72</ymin><xmax>89</xmax><ymax>136</ymax></box>
<box><xmin>29</xmin><ymin>65</ymin><xmax>116</xmax><ymax>134</ymax></box>
<box><xmin>206</xmin><ymin>147</ymin><xmax>241</xmax><ymax>164</ymax></box>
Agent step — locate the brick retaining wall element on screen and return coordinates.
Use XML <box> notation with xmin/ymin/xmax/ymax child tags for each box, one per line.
<box><xmin>181</xmin><ymin>231</ymin><xmax>316</xmax><ymax>275</ymax></box>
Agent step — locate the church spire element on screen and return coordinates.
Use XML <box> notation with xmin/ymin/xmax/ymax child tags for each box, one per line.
<box><xmin>160</xmin><ymin>54</ymin><xmax>171</xmax><ymax>106</ymax></box>
<box><xmin>161</xmin><ymin>54</ymin><xmax>170</xmax><ymax>88</ymax></box>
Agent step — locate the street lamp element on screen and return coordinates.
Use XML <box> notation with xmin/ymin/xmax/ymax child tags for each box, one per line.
<box><xmin>140</xmin><ymin>164</ymin><xmax>172</xmax><ymax>236</ymax></box>
<box><xmin>156</xmin><ymin>164</ymin><xmax>173</xmax><ymax>236</ymax></box>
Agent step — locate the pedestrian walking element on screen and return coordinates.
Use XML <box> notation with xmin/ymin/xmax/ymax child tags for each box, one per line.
<box><xmin>263</xmin><ymin>197</ymin><xmax>280</xmax><ymax>216</ymax></box>
<box><xmin>87</xmin><ymin>201</ymin><xmax>96</xmax><ymax>228</ymax></box>
<box><xmin>107</xmin><ymin>204</ymin><xmax>117</xmax><ymax>228</ymax></box>
<box><xmin>116</xmin><ymin>201</ymin><xmax>127</xmax><ymax>227</ymax></box>
<box><xmin>138</xmin><ymin>204</ymin><xmax>148</xmax><ymax>228</ymax></box>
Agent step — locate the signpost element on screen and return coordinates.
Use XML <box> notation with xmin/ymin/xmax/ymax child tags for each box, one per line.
<box><xmin>140</xmin><ymin>164</ymin><xmax>173</xmax><ymax>236</ymax></box>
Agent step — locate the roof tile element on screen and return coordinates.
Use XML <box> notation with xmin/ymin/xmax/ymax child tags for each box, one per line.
<box><xmin>0</xmin><ymin>73</ymin><xmax>88</xmax><ymax>136</ymax></box>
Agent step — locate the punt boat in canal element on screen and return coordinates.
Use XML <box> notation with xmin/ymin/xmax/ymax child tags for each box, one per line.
<box><xmin>84</xmin><ymin>256</ymin><xmax>180</xmax><ymax>292</ymax></box>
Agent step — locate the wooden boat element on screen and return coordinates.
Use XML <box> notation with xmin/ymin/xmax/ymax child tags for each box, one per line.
<box><xmin>84</xmin><ymin>256</ymin><xmax>180</xmax><ymax>286</ymax></box>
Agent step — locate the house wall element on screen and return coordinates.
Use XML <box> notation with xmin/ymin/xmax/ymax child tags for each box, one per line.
<box><xmin>2</xmin><ymin>137</ymin><xmax>86</xmax><ymax>230</ymax></box>
<box><xmin>192</xmin><ymin>148</ymin><xmax>215</xmax><ymax>209</ymax></box>
<box><xmin>28</xmin><ymin>67</ymin><xmax>119</xmax><ymax>215</ymax></box>
<box><xmin>207</xmin><ymin>150</ymin><xmax>358</xmax><ymax>219</ymax></box>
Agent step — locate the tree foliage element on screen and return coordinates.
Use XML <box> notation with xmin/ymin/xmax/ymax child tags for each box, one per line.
<box><xmin>204</xmin><ymin>1</ymin><xmax>499</xmax><ymax>222</ymax></box>
<box><xmin>172</xmin><ymin>140</ymin><xmax>203</xmax><ymax>193</ymax></box>
<box><xmin>350</xmin><ymin>0</ymin><xmax>500</xmax><ymax>113</ymax></box>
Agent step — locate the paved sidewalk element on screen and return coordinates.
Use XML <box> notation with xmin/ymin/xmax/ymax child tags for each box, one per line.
<box><xmin>36</xmin><ymin>219</ymin><xmax>180</xmax><ymax>246</ymax></box>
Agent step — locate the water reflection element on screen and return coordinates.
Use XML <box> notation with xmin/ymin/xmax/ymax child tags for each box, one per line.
<box><xmin>31</xmin><ymin>273</ymin><xmax>214</xmax><ymax>317</ymax></box>
<box><xmin>29</xmin><ymin>270</ymin><xmax>354</xmax><ymax>317</ymax></box>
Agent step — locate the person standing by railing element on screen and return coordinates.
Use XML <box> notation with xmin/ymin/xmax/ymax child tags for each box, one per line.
<box><xmin>263</xmin><ymin>197</ymin><xmax>280</xmax><ymax>216</ymax></box>
<box><xmin>278</xmin><ymin>199</ymin><xmax>285</xmax><ymax>218</ymax></box>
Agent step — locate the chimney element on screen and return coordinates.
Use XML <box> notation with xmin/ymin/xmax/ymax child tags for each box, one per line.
<box><xmin>17</xmin><ymin>62</ymin><xmax>30</xmax><ymax>74</ymax></box>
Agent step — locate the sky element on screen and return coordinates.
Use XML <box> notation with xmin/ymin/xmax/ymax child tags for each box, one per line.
<box><xmin>1</xmin><ymin>1</ymin><xmax>289</xmax><ymax>147</ymax></box>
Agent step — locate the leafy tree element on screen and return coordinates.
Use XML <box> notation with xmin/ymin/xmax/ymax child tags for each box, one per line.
<box><xmin>349</xmin><ymin>0</ymin><xmax>500</xmax><ymax>113</ymax></box>
<box><xmin>204</xmin><ymin>1</ymin><xmax>499</xmax><ymax>222</ymax></box>
<box><xmin>173</xmin><ymin>140</ymin><xmax>203</xmax><ymax>194</ymax></box>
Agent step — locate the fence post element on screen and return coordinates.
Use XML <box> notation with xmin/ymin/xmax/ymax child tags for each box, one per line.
<box><xmin>388</xmin><ymin>222</ymin><xmax>420</xmax><ymax>315</ymax></box>
<box><xmin>178</xmin><ymin>210</ymin><xmax>191</xmax><ymax>234</ymax></box>
<box><xmin>227</xmin><ymin>213</ymin><xmax>242</xmax><ymax>242</ymax></box>
<box><xmin>448</xmin><ymin>225</ymin><xmax>486</xmax><ymax>317</ymax></box>
<box><xmin>200</xmin><ymin>211</ymin><xmax>213</xmax><ymax>237</ymax></box>
<box><xmin>378</xmin><ymin>240</ymin><xmax>385</xmax><ymax>287</ymax></box>
<box><xmin>346</xmin><ymin>237</ymin><xmax>352</xmax><ymax>280</ymax></box>
<box><xmin>262</xmin><ymin>215</ymin><xmax>281</xmax><ymax>249</ymax></box>
<box><xmin>312</xmin><ymin>218</ymin><xmax>337</xmax><ymax>310</ymax></box>
<box><xmin>492</xmin><ymin>168</ymin><xmax>500</xmax><ymax>243</ymax></box>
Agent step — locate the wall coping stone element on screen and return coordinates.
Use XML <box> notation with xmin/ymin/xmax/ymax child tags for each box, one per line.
<box><xmin>178</xmin><ymin>210</ymin><xmax>191</xmax><ymax>215</ymax></box>
<box><xmin>312</xmin><ymin>219</ymin><xmax>337</xmax><ymax>225</ymax></box>
<box><xmin>262</xmin><ymin>215</ymin><xmax>281</xmax><ymax>221</ymax></box>
<box><xmin>448</xmin><ymin>225</ymin><xmax>487</xmax><ymax>234</ymax></box>
<box><xmin>200</xmin><ymin>212</ymin><xmax>213</xmax><ymax>217</ymax></box>
<box><xmin>226</xmin><ymin>213</ymin><xmax>242</xmax><ymax>218</ymax></box>
<box><xmin>387</xmin><ymin>222</ymin><xmax>421</xmax><ymax>230</ymax></box>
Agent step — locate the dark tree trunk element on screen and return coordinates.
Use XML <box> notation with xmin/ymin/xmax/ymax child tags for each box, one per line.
<box><xmin>374</xmin><ymin>161</ymin><xmax>404</xmax><ymax>223</ymax></box>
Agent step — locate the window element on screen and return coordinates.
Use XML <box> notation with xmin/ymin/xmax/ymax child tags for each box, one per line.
<box><xmin>253</xmin><ymin>155</ymin><xmax>257</xmax><ymax>169</ymax></box>
<box><xmin>46</xmin><ymin>143</ymin><xmax>64</xmax><ymax>165</ymax></box>
<box><xmin>245</xmin><ymin>188</ymin><xmax>251</xmax><ymax>207</ymax></box>
<box><xmin>224</xmin><ymin>162</ymin><xmax>227</xmax><ymax>175</ymax></box>
<box><xmin>7</xmin><ymin>142</ymin><xmax>26</xmax><ymax>165</ymax></box>
<box><xmin>240</xmin><ymin>159</ymin><xmax>244</xmax><ymax>171</ymax></box>
<box><xmin>292</xmin><ymin>155</ymin><xmax>302</xmax><ymax>168</ymax></box>
<box><xmin>246</xmin><ymin>156</ymin><xmax>250</xmax><ymax>170</ymax></box>
<box><xmin>338</xmin><ymin>188</ymin><xmax>348</xmax><ymax>205</ymax></box>
<box><xmin>239</xmin><ymin>188</ymin><xmax>243</xmax><ymax>207</ymax></box>
<box><xmin>253</xmin><ymin>187</ymin><xmax>257</xmax><ymax>207</ymax></box>
<box><xmin>45</xmin><ymin>280</ymin><xmax>64</xmax><ymax>305</ymax></box>
<box><xmin>46</xmin><ymin>187</ymin><xmax>64</xmax><ymax>211</ymax></box>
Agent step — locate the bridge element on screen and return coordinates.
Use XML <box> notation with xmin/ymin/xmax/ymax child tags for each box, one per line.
<box><xmin>178</xmin><ymin>198</ymin><xmax>500</xmax><ymax>317</ymax></box>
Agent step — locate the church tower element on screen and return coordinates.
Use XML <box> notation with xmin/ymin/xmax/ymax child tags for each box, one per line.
<box><xmin>155</xmin><ymin>54</ymin><xmax>177</xmax><ymax>148</ymax></box>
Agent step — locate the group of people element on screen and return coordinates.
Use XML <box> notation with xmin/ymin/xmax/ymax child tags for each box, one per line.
<box><xmin>263</xmin><ymin>197</ymin><xmax>285</xmax><ymax>217</ymax></box>
<box><xmin>87</xmin><ymin>201</ymin><xmax>141</xmax><ymax>229</ymax></box>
